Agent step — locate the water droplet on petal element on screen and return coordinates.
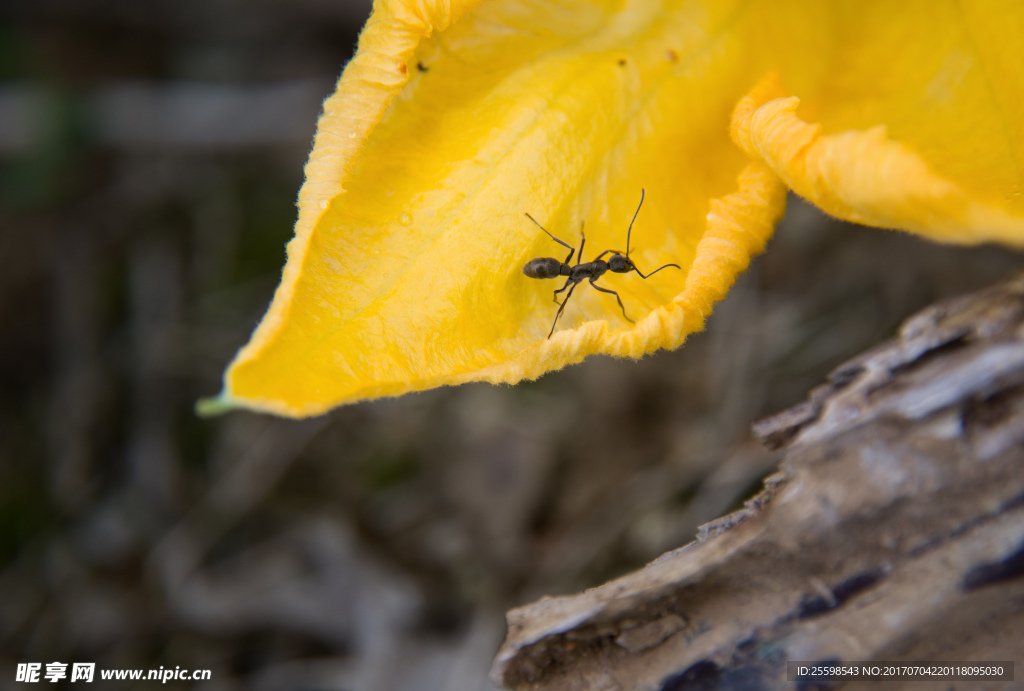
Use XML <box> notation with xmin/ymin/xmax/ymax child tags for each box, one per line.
<box><xmin>398</xmin><ymin>213</ymin><xmax>412</xmax><ymax>226</ymax></box>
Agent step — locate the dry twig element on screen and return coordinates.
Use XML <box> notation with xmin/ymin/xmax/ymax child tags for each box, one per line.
<box><xmin>492</xmin><ymin>272</ymin><xmax>1024</xmax><ymax>690</ymax></box>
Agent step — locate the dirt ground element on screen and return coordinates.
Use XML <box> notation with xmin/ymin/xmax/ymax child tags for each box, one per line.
<box><xmin>1</xmin><ymin>1</ymin><xmax>1021</xmax><ymax>689</ymax></box>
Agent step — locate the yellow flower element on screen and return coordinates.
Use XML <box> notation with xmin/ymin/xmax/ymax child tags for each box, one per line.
<box><xmin>201</xmin><ymin>0</ymin><xmax>1024</xmax><ymax>418</ymax></box>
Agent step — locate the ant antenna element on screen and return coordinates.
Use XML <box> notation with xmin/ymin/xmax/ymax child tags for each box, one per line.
<box><xmin>625</xmin><ymin>189</ymin><xmax>644</xmax><ymax>258</ymax></box>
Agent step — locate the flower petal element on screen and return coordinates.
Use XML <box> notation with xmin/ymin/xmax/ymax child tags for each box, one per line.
<box><xmin>732</xmin><ymin>1</ymin><xmax>1024</xmax><ymax>245</ymax></box>
<box><xmin>215</xmin><ymin>158</ymin><xmax>783</xmax><ymax>417</ymax></box>
<box><xmin>204</xmin><ymin>0</ymin><xmax>1024</xmax><ymax>417</ymax></box>
<box><xmin>231</xmin><ymin>0</ymin><xmax>485</xmax><ymax>382</ymax></box>
<box><xmin>732</xmin><ymin>75</ymin><xmax>1024</xmax><ymax>245</ymax></box>
<box><xmin>202</xmin><ymin>0</ymin><xmax>790</xmax><ymax>417</ymax></box>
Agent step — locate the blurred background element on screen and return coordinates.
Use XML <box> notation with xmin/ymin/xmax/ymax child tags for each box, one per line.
<box><xmin>0</xmin><ymin>1</ymin><xmax>1021</xmax><ymax>689</ymax></box>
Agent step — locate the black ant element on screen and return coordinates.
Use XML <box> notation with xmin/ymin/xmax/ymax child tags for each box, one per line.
<box><xmin>522</xmin><ymin>190</ymin><xmax>681</xmax><ymax>339</ymax></box>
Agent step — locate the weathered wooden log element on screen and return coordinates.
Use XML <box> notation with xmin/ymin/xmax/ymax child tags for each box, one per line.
<box><xmin>491</xmin><ymin>272</ymin><xmax>1024</xmax><ymax>691</ymax></box>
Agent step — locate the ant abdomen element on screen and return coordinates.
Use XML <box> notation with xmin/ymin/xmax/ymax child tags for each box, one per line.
<box><xmin>523</xmin><ymin>257</ymin><xmax>565</xmax><ymax>279</ymax></box>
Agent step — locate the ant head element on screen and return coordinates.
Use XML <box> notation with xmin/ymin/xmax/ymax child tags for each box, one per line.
<box><xmin>608</xmin><ymin>254</ymin><xmax>634</xmax><ymax>273</ymax></box>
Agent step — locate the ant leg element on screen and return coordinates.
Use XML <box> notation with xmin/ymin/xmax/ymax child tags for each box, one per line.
<box><xmin>632</xmin><ymin>262</ymin><xmax>682</xmax><ymax>279</ymax></box>
<box><xmin>548</xmin><ymin>283</ymin><xmax>577</xmax><ymax>338</ymax></box>
<box><xmin>576</xmin><ymin>223</ymin><xmax>585</xmax><ymax>266</ymax></box>
<box><xmin>552</xmin><ymin>277</ymin><xmax>573</xmax><ymax>304</ymax></box>
<box><xmin>593</xmin><ymin>249</ymin><xmax>626</xmax><ymax>261</ymax></box>
<box><xmin>589</xmin><ymin>279</ymin><xmax>634</xmax><ymax>323</ymax></box>
<box><xmin>525</xmin><ymin>213</ymin><xmax>574</xmax><ymax>264</ymax></box>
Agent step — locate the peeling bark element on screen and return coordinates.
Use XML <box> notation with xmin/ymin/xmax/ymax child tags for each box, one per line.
<box><xmin>491</xmin><ymin>272</ymin><xmax>1024</xmax><ymax>691</ymax></box>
